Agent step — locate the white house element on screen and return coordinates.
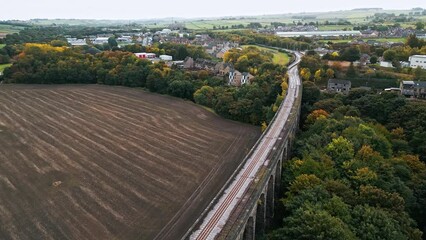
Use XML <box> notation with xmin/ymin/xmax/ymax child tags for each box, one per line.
<box><xmin>380</xmin><ymin>61</ymin><xmax>394</xmax><ymax>68</ymax></box>
<box><xmin>93</xmin><ymin>37</ymin><xmax>109</xmax><ymax>45</ymax></box>
<box><xmin>409</xmin><ymin>55</ymin><xmax>426</xmax><ymax>69</ymax></box>
<box><xmin>142</xmin><ymin>37</ymin><xmax>152</xmax><ymax>46</ymax></box>
<box><xmin>159</xmin><ymin>55</ymin><xmax>173</xmax><ymax>61</ymax></box>
<box><xmin>160</xmin><ymin>29</ymin><xmax>172</xmax><ymax>35</ymax></box>
<box><xmin>66</xmin><ymin>38</ymin><xmax>87</xmax><ymax>46</ymax></box>
<box><xmin>116</xmin><ymin>36</ymin><xmax>132</xmax><ymax>44</ymax></box>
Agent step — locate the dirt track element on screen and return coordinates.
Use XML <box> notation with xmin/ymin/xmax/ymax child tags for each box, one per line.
<box><xmin>0</xmin><ymin>85</ymin><xmax>259</xmax><ymax>240</ymax></box>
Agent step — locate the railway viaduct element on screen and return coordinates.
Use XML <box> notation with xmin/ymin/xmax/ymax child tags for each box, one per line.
<box><xmin>185</xmin><ymin>51</ymin><xmax>303</xmax><ymax>240</ymax></box>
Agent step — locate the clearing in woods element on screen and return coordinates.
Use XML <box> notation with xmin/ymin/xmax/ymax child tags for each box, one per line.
<box><xmin>0</xmin><ymin>84</ymin><xmax>260</xmax><ymax>240</ymax></box>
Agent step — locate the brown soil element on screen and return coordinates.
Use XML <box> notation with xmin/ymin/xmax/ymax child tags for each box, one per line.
<box><xmin>0</xmin><ymin>84</ymin><xmax>259</xmax><ymax>240</ymax></box>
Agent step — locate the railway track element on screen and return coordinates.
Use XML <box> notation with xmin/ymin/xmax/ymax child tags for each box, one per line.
<box><xmin>188</xmin><ymin>51</ymin><xmax>302</xmax><ymax>240</ymax></box>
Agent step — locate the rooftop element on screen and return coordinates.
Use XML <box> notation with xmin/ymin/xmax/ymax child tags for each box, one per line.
<box><xmin>328</xmin><ymin>79</ymin><xmax>352</xmax><ymax>85</ymax></box>
<box><xmin>402</xmin><ymin>81</ymin><xmax>426</xmax><ymax>87</ymax></box>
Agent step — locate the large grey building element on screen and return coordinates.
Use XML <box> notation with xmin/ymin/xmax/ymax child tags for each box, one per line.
<box><xmin>327</xmin><ymin>79</ymin><xmax>352</xmax><ymax>94</ymax></box>
<box><xmin>400</xmin><ymin>80</ymin><xmax>426</xmax><ymax>98</ymax></box>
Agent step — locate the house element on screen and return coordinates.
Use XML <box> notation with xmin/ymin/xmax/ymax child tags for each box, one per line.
<box><xmin>241</xmin><ymin>72</ymin><xmax>254</xmax><ymax>85</ymax></box>
<box><xmin>215</xmin><ymin>62</ymin><xmax>233</xmax><ymax>76</ymax></box>
<box><xmin>409</xmin><ymin>55</ymin><xmax>426</xmax><ymax>69</ymax></box>
<box><xmin>401</xmin><ymin>81</ymin><xmax>415</xmax><ymax>96</ymax></box>
<box><xmin>93</xmin><ymin>37</ymin><xmax>109</xmax><ymax>45</ymax></box>
<box><xmin>400</xmin><ymin>80</ymin><xmax>426</xmax><ymax>98</ymax></box>
<box><xmin>313</xmin><ymin>47</ymin><xmax>332</xmax><ymax>57</ymax></box>
<box><xmin>142</xmin><ymin>37</ymin><xmax>153</xmax><ymax>46</ymax></box>
<box><xmin>160</xmin><ymin>29</ymin><xmax>172</xmax><ymax>35</ymax></box>
<box><xmin>183</xmin><ymin>57</ymin><xmax>194</xmax><ymax>69</ymax></box>
<box><xmin>167</xmin><ymin>60</ymin><xmax>184</xmax><ymax>68</ymax></box>
<box><xmin>228</xmin><ymin>70</ymin><xmax>242</xmax><ymax>86</ymax></box>
<box><xmin>159</xmin><ymin>55</ymin><xmax>173</xmax><ymax>61</ymax></box>
<box><xmin>116</xmin><ymin>36</ymin><xmax>132</xmax><ymax>44</ymax></box>
<box><xmin>359</xmin><ymin>54</ymin><xmax>371</xmax><ymax>65</ymax></box>
<box><xmin>400</xmin><ymin>61</ymin><xmax>410</xmax><ymax>68</ymax></box>
<box><xmin>134</xmin><ymin>53</ymin><xmax>156</xmax><ymax>59</ymax></box>
<box><xmin>228</xmin><ymin>70</ymin><xmax>253</xmax><ymax>86</ymax></box>
<box><xmin>216</xmin><ymin>46</ymin><xmax>230</xmax><ymax>59</ymax></box>
<box><xmin>366</xmin><ymin>39</ymin><xmax>380</xmax><ymax>46</ymax></box>
<box><xmin>380</xmin><ymin>61</ymin><xmax>394</xmax><ymax>68</ymax></box>
<box><xmin>327</xmin><ymin>79</ymin><xmax>352</xmax><ymax>94</ymax></box>
<box><xmin>194</xmin><ymin>58</ymin><xmax>216</xmax><ymax>72</ymax></box>
<box><xmin>66</xmin><ymin>38</ymin><xmax>87</xmax><ymax>46</ymax></box>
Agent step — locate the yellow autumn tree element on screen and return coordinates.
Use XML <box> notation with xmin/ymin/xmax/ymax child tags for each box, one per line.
<box><xmin>314</xmin><ymin>69</ymin><xmax>323</xmax><ymax>82</ymax></box>
<box><xmin>306</xmin><ymin>109</ymin><xmax>329</xmax><ymax>125</ymax></box>
<box><xmin>281</xmin><ymin>74</ymin><xmax>289</xmax><ymax>96</ymax></box>
<box><xmin>300</xmin><ymin>68</ymin><xmax>311</xmax><ymax>81</ymax></box>
<box><xmin>261</xmin><ymin>122</ymin><xmax>268</xmax><ymax>132</ymax></box>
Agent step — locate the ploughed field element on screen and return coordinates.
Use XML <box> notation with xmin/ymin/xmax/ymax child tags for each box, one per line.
<box><xmin>0</xmin><ymin>85</ymin><xmax>260</xmax><ymax>240</ymax></box>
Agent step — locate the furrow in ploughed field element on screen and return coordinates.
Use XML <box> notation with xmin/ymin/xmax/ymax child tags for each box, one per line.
<box><xmin>43</xmin><ymin>89</ymin><xmax>213</xmax><ymax>174</ymax></box>
<box><xmin>3</xmin><ymin>90</ymin><xmax>170</xmax><ymax>186</ymax></box>
<box><xmin>54</xmin><ymin>88</ymin><xmax>218</xmax><ymax>164</ymax></box>
<box><xmin>78</xmin><ymin>87</ymin><xmax>229</xmax><ymax>139</ymax></box>
<box><xmin>0</xmin><ymin>85</ymin><xmax>260</xmax><ymax>240</ymax></box>
<box><xmin>67</xmin><ymin>89</ymin><xmax>216</xmax><ymax>148</ymax></box>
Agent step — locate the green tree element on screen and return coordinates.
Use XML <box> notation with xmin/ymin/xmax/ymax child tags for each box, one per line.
<box><xmin>351</xmin><ymin>205</ymin><xmax>422</xmax><ymax>240</ymax></box>
<box><xmin>416</xmin><ymin>22</ymin><xmax>425</xmax><ymax>31</ymax></box>
<box><xmin>146</xmin><ymin>69</ymin><xmax>164</xmax><ymax>92</ymax></box>
<box><xmin>302</xmin><ymin>81</ymin><xmax>320</xmax><ymax>105</ymax></box>
<box><xmin>167</xmin><ymin>80</ymin><xmax>194</xmax><ymax>99</ymax></box>
<box><xmin>326</xmin><ymin>136</ymin><xmax>354</xmax><ymax>166</ymax></box>
<box><xmin>270</xmin><ymin>207</ymin><xmax>356</xmax><ymax>240</ymax></box>
<box><xmin>370</xmin><ymin>55</ymin><xmax>378</xmax><ymax>64</ymax></box>
<box><xmin>383</xmin><ymin>49</ymin><xmax>397</xmax><ymax>62</ymax></box>
<box><xmin>340</xmin><ymin>46</ymin><xmax>361</xmax><ymax>62</ymax></box>
<box><xmin>346</xmin><ymin>62</ymin><xmax>357</xmax><ymax>78</ymax></box>
<box><xmin>194</xmin><ymin>86</ymin><xmax>215</xmax><ymax>107</ymax></box>
<box><xmin>108</xmin><ymin>37</ymin><xmax>118</xmax><ymax>48</ymax></box>
<box><xmin>326</xmin><ymin>68</ymin><xmax>335</xmax><ymax>79</ymax></box>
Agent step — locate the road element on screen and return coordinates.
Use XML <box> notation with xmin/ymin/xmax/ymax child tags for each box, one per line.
<box><xmin>189</xmin><ymin>51</ymin><xmax>302</xmax><ymax>240</ymax></box>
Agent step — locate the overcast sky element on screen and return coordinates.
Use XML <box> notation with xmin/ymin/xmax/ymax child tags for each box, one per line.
<box><xmin>1</xmin><ymin>0</ymin><xmax>425</xmax><ymax>20</ymax></box>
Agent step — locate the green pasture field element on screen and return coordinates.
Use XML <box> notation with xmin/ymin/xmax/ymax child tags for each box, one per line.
<box><xmin>242</xmin><ymin>45</ymin><xmax>290</xmax><ymax>65</ymax></box>
<box><xmin>0</xmin><ymin>63</ymin><xmax>12</xmax><ymax>73</ymax></box>
<box><xmin>182</xmin><ymin>9</ymin><xmax>420</xmax><ymax>30</ymax></box>
<box><xmin>0</xmin><ymin>24</ymin><xmax>24</xmax><ymax>34</ymax></box>
<box><xmin>318</xmin><ymin>25</ymin><xmax>354</xmax><ymax>31</ymax></box>
<box><xmin>320</xmin><ymin>37</ymin><xmax>406</xmax><ymax>44</ymax></box>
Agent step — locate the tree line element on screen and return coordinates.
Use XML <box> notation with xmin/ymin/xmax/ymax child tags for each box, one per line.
<box><xmin>2</xmin><ymin>42</ymin><xmax>289</xmax><ymax>125</ymax></box>
<box><xmin>268</xmin><ymin>84</ymin><xmax>426</xmax><ymax>239</ymax></box>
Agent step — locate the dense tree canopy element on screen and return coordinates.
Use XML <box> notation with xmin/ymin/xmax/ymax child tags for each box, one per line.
<box><xmin>269</xmin><ymin>91</ymin><xmax>426</xmax><ymax>239</ymax></box>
